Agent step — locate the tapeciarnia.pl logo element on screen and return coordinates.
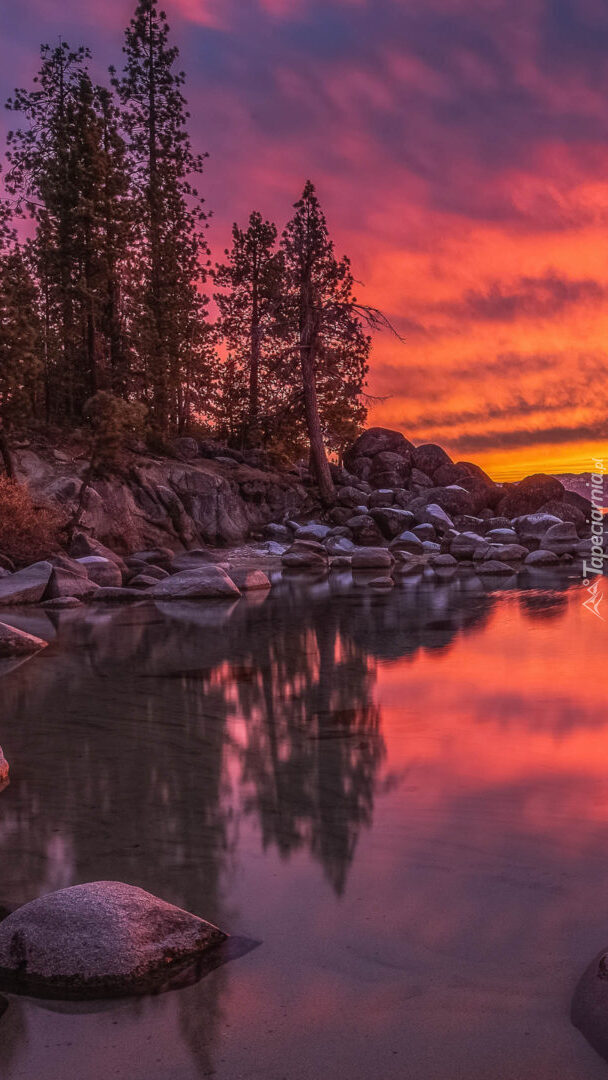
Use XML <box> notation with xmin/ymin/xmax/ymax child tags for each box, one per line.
<box><xmin>582</xmin><ymin>459</ymin><xmax>606</xmax><ymax>620</ymax></box>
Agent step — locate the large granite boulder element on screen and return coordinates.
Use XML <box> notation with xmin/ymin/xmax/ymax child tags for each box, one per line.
<box><xmin>498</xmin><ymin>474</ymin><xmax>565</xmax><ymax>517</ymax></box>
<box><xmin>282</xmin><ymin>540</ymin><xmax>329</xmax><ymax>570</ymax></box>
<box><xmin>0</xmin><ymin>621</ymin><xmax>48</xmax><ymax>657</ymax></box>
<box><xmin>351</xmin><ymin>547</ymin><xmax>394</xmax><ymax>569</ymax></box>
<box><xmin>369</xmin><ymin>507</ymin><xmax>416</xmax><ymax>539</ymax></box>
<box><xmin>226</xmin><ymin>568</ymin><xmax>271</xmax><ymax>591</ymax></box>
<box><xmin>369</xmin><ymin>451</ymin><xmax>411</xmax><ymax>488</ymax></box>
<box><xmin>345</xmin><ymin>514</ymin><xmax>385</xmax><ymax>546</ymax></box>
<box><xmin>0</xmin><ymin>881</ymin><xmax>227</xmax><ymax>998</ymax></box>
<box><xmin>0</xmin><ymin>562</ymin><xmax>53</xmax><ymax>606</ymax></box>
<box><xmin>411</xmin><ymin>443</ymin><xmax>452</xmax><ymax>478</ymax></box>
<box><xmin>69</xmin><ymin>533</ymin><xmax>128</xmax><ymax>573</ymax></box>
<box><xmin>542</xmin><ymin>521</ymin><xmax>579</xmax><ymax>555</ymax></box>
<box><xmin>450</xmin><ymin>532</ymin><xmax>486</xmax><ymax>560</ymax></box>
<box><xmin>149</xmin><ymin>566</ymin><xmax>241</xmax><ymax>599</ymax></box>
<box><xmin>343</xmin><ymin>428</ymin><xmax>414</xmax><ymax>469</ymax></box>
<box><xmin>514</xmin><ymin>513</ymin><xmax>563</xmax><ymax>543</ymax></box>
<box><xmin>45</xmin><ymin>567</ymin><xmax>100</xmax><ymax>600</ymax></box>
<box><xmin>76</xmin><ymin>556</ymin><xmax>124</xmax><ymax>588</ymax></box>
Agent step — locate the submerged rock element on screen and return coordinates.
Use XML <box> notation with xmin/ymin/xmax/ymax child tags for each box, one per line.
<box><xmin>227</xmin><ymin>568</ymin><xmax>271</xmax><ymax>591</ymax></box>
<box><xmin>0</xmin><ymin>881</ymin><xmax>227</xmax><ymax>999</ymax></box>
<box><xmin>0</xmin><ymin>621</ymin><xmax>48</xmax><ymax>657</ymax></box>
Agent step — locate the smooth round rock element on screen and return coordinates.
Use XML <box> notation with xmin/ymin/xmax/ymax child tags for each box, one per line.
<box><xmin>0</xmin><ymin>881</ymin><xmax>227</xmax><ymax>999</ymax></box>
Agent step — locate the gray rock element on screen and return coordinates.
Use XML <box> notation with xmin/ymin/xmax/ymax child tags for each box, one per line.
<box><xmin>411</xmin><ymin>443</ymin><xmax>452</xmax><ymax>478</ymax></box>
<box><xmin>345</xmin><ymin>514</ymin><xmax>384</xmax><ymax>546</ymax></box>
<box><xmin>423</xmin><ymin>503</ymin><xmax>454</xmax><ymax>534</ymax></box>
<box><xmin>486</xmin><ymin>543</ymin><xmax>528</xmax><ymax>563</ymax></box>
<box><xmin>46</xmin><ymin>567</ymin><xmax>100</xmax><ymax>600</ymax></box>
<box><xmin>49</xmin><ymin>554</ymin><xmax>90</xmax><ymax>579</ymax></box>
<box><xmin>70</xmin><ymin>533</ymin><xmax>127</xmax><ymax>573</ymax></box>
<box><xmin>344</xmin><ymin>427</ymin><xmax>414</xmax><ymax>470</ymax></box>
<box><xmin>431</xmin><ymin>553</ymin><xmax>458</xmax><ymax>567</ymax></box>
<box><xmin>421</xmin><ymin>541</ymin><xmax>441</xmax><ymax>554</ymax></box>
<box><xmin>524</xmin><ymin>549</ymin><xmax>561</xmax><ymax>566</ymax></box>
<box><xmin>127</xmin><ymin>574</ymin><xmax>160</xmax><ymax>590</ymax></box>
<box><xmin>262</xmin><ymin>524</ymin><xmax>292</xmax><ymax>544</ymax></box>
<box><xmin>370</xmin><ymin>507</ymin><xmax>416</xmax><ymax>539</ymax></box>
<box><xmin>368</xmin><ymin>489</ymin><xmax>395</xmax><ymax>508</ymax></box>
<box><xmin>324</xmin><ymin>535</ymin><xmax>355</xmax><ymax>555</ymax></box>
<box><xmin>498</xmin><ymin>473</ymin><xmax>565</xmax><ymax>517</ymax></box>
<box><xmin>412</xmin><ymin>523</ymin><xmax>437</xmax><ymax>542</ymax></box>
<box><xmin>542</xmin><ymin>520</ymin><xmax>579</xmax><ymax>555</ymax></box>
<box><xmin>76</xmin><ymin>557</ymin><xmax>123</xmax><ymax>589</ymax></box>
<box><xmin>294</xmin><ymin>523</ymin><xmax>332</xmax><ymax>542</ymax></box>
<box><xmin>337</xmin><ymin>486</ymin><xmax>369</xmax><ymax>508</ymax></box>
<box><xmin>0</xmin><ymin>562</ymin><xmax>53</xmax><ymax>606</ymax></box>
<box><xmin>514</xmin><ymin>513</ymin><xmax>564</xmax><ymax>542</ymax></box>
<box><xmin>0</xmin><ymin>621</ymin><xmax>48</xmax><ymax>656</ymax></box>
<box><xmin>389</xmin><ymin>530</ymin><xmax>424</xmax><ymax>555</ymax></box>
<box><xmin>226</xmin><ymin>568</ymin><xmax>271</xmax><ymax>591</ymax></box>
<box><xmin>485</xmin><ymin>528</ymin><xmax>518</xmax><ymax>544</ymax></box>
<box><xmin>0</xmin><ymin>881</ymin><xmax>226</xmax><ymax>997</ymax></box>
<box><xmin>261</xmin><ymin>540</ymin><xmax>287</xmax><ymax>556</ymax></box>
<box><xmin>150</xmin><ymin>566</ymin><xmax>241</xmax><ymax>599</ymax></box>
<box><xmin>450</xmin><ymin>532</ymin><xmax>486</xmax><ymax>560</ymax></box>
<box><xmin>351</xmin><ymin>547</ymin><xmax>394</xmax><ymax>569</ymax></box>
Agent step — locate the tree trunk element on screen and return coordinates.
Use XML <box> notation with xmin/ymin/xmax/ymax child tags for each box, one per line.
<box><xmin>0</xmin><ymin>422</ymin><xmax>14</xmax><ymax>479</ymax></box>
<box><xmin>299</xmin><ymin>286</ymin><xmax>334</xmax><ymax>504</ymax></box>
<box><xmin>249</xmin><ymin>274</ymin><xmax>260</xmax><ymax>444</ymax></box>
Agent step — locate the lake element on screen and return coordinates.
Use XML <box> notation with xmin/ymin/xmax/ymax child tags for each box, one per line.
<box><xmin>0</xmin><ymin>570</ymin><xmax>607</xmax><ymax>1079</ymax></box>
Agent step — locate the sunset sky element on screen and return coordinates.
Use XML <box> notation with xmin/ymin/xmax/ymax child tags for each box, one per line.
<box><xmin>2</xmin><ymin>0</ymin><xmax>608</xmax><ymax>479</ymax></box>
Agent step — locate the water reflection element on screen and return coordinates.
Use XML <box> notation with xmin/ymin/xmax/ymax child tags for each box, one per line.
<box><xmin>1</xmin><ymin>570</ymin><xmax>607</xmax><ymax>1079</ymax></box>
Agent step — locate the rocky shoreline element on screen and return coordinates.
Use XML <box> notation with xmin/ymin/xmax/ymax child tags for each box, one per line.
<box><xmin>0</xmin><ymin>427</ymin><xmax>600</xmax><ymax>624</ymax></box>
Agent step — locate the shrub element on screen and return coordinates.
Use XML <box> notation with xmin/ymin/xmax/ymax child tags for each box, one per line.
<box><xmin>0</xmin><ymin>477</ymin><xmax>64</xmax><ymax>566</ymax></box>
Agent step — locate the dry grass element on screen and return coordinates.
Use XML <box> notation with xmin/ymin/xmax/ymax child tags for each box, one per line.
<box><xmin>0</xmin><ymin>477</ymin><xmax>65</xmax><ymax>566</ymax></box>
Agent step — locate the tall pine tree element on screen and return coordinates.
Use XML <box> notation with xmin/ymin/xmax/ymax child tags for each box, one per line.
<box><xmin>281</xmin><ymin>181</ymin><xmax>369</xmax><ymax>501</ymax></box>
<box><xmin>114</xmin><ymin>0</ymin><xmax>213</xmax><ymax>437</ymax></box>
<box><xmin>214</xmin><ymin>212</ymin><xmax>284</xmax><ymax>447</ymax></box>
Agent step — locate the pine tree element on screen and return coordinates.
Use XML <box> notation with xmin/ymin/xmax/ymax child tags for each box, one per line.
<box><xmin>114</xmin><ymin>0</ymin><xmax>213</xmax><ymax>437</ymax></box>
<box><xmin>0</xmin><ymin>199</ymin><xmax>41</xmax><ymax>473</ymax></box>
<box><xmin>281</xmin><ymin>181</ymin><xmax>370</xmax><ymax>501</ymax></box>
<box><xmin>5</xmin><ymin>45</ymin><xmax>133</xmax><ymax>422</ymax></box>
<box><xmin>214</xmin><ymin>211</ymin><xmax>284</xmax><ymax>446</ymax></box>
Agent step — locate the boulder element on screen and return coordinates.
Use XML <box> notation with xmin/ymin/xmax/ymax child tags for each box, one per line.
<box><xmin>0</xmin><ymin>562</ymin><xmax>53</xmax><ymax>606</ymax></box>
<box><xmin>0</xmin><ymin>881</ymin><xmax>226</xmax><ymax>997</ymax></box>
<box><xmin>76</xmin><ymin>557</ymin><xmax>123</xmax><ymax>589</ymax></box>
<box><xmin>49</xmin><ymin>554</ymin><xmax>89</xmax><ymax>579</ymax></box>
<box><xmin>421</xmin><ymin>541</ymin><xmax>441</xmax><ymax>554</ymax></box>
<box><xmin>410</xmin><ymin>468</ymin><xmax>433</xmax><ymax>488</ymax></box>
<box><xmin>294</xmin><ymin>523</ymin><xmax>332</xmax><ymax>542</ymax></box>
<box><xmin>127</xmin><ymin>574</ymin><xmax>160</xmax><ymax>591</ymax></box>
<box><xmin>351</xmin><ymin>547</ymin><xmax>394</xmax><ymax>569</ymax></box>
<box><xmin>343</xmin><ymin>427</ymin><xmax>414</xmax><ymax>470</ymax></box>
<box><xmin>282</xmin><ymin>540</ymin><xmax>329</xmax><ymax>570</ymax></box>
<box><xmin>411</xmin><ymin>443</ymin><xmax>452</xmax><ymax>478</ymax></box>
<box><xmin>337</xmin><ymin>486</ymin><xmax>369</xmax><ymax>508</ymax></box>
<box><xmin>69</xmin><ymin>533</ymin><xmax>127</xmax><ymax>573</ymax></box>
<box><xmin>486</xmin><ymin>528</ymin><xmax>518</xmax><ymax>544</ymax></box>
<box><xmin>262</xmin><ymin>524</ymin><xmax>292</xmax><ymax>544</ymax></box>
<box><xmin>423</xmin><ymin>503</ymin><xmax>454</xmax><ymax>534</ymax></box>
<box><xmin>172</xmin><ymin>436</ymin><xmax>200</xmax><ymax>460</ymax></box>
<box><xmin>130</xmin><ymin>548</ymin><xmax>174</xmax><ymax>569</ymax></box>
<box><xmin>0</xmin><ymin>621</ymin><xmax>48</xmax><ymax>657</ymax></box>
<box><xmin>514</xmin><ymin>513</ymin><xmax>563</xmax><ymax>543</ymax></box>
<box><xmin>524</xmin><ymin>549</ymin><xmax>560</xmax><ymax>566</ymax></box>
<box><xmin>325</xmin><ymin>535</ymin><xmax>355</xmax><ymax>555</ymax></box>
<box><xmin>345</xmin><ymin>514</ymin><xmax>385</xmax><ymax>546</ymax></box>
<box><xmin>498</xmin><ymin>474</ymin><xmax>565</xmax><ymax>517</ymax></box>
<box><xmin>430</xmin><ymin>553</ymin><xmax>458</xmax><ymax>568</ymax></box>
<box><xmin>412</xmin><ymin>523</ymin><xmax>437</xmax><ymax>542</ymax></box>
<box><xmin>450</xmin><ymin>532</ymin><xmax>486</xmax><ymax>560</ymax></box>
<box><xmin>368</xmin><ymin>489</ymin><xmax>395</xmax><ymax>508</ymax></box>
<box><xmin>486</xmin><ymin>543</ymin><xmax>528</xmax><ymax>563</ymax></box>
<box><xmin>46</xmin><ymin>568</ymin><xmax>100</xmax><ymax>600</ymax></box>
<box><xmin>389</xmin><ymin>530</ymin><xmax>424</xmax><ymax>555</ymax></box>
<box><xmin>149</xmin><ymin>566</ymin><xmax>241</xmax><ymax>599</ymax></box>
<box><xmin>226</xmin><ymin>568</ymin><xmax>271</xmax><ymax>591</ymax></box>
<box><xmin>539</xmin><ymin>498</ymin><xmax>589</xmax><ymax>532</ymax></box>
<box><xmin>434</xmin><ymin>462</ymin><xmax>471</xmax><ymax>487</ymax></box>
<box><xmin>369</xmin><ymin>451</ymin><xmax>411</xmax><ymax>488</ymax></box>
<box><xmin>369</xmin><ymin>507</ymin><xmax>416</xmax><ymax>539</ymax></box>
<box><xmin>425</xmin><ymin>486</ymin><xmax>476</xmax><ymax>518</ymax></box>
<box><xmin>542</xmin><ymin>521</ymin><xmax>579</xmax><ymax>555</ymax></box>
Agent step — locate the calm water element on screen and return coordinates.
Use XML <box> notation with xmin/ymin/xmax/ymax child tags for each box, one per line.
<box><xmin>0</xmin><ymin>571</ymin><xmax>607</xmax><ymax>1079</ymax></box>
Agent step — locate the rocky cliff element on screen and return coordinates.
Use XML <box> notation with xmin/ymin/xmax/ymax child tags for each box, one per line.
<box><xmin>13</xmin><ymin>442</ymin><xmax>309</xmax><ymax>553</ymax></box>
